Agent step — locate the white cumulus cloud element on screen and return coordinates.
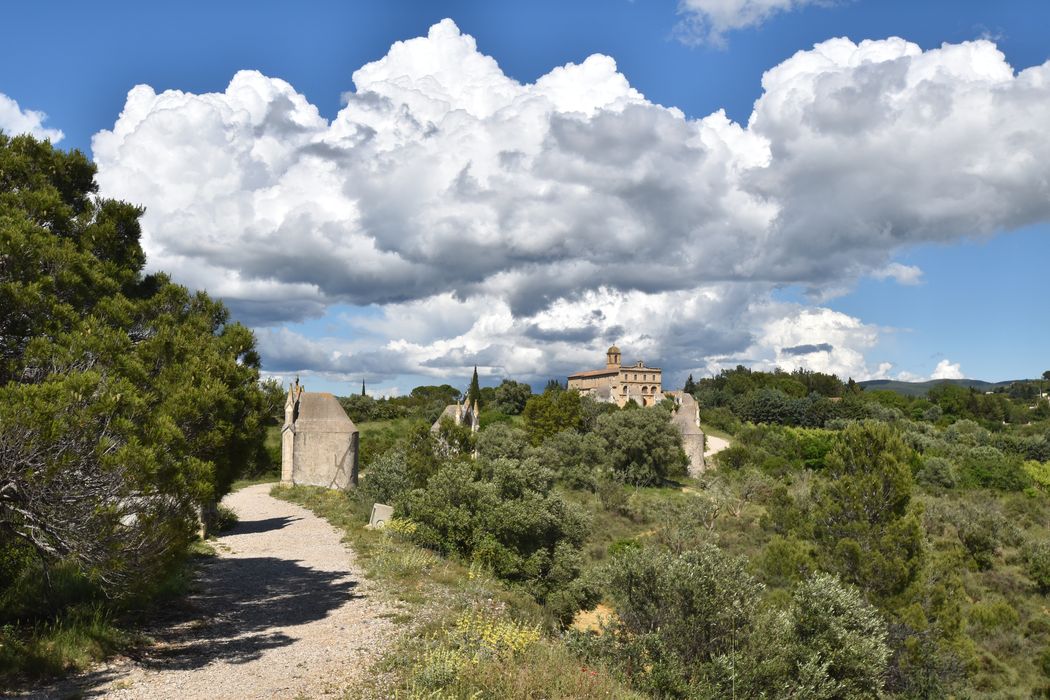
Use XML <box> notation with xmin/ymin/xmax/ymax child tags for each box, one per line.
<box><xmin>90</xmin><ymin>21</ymin><xmax>1050</xmax><ymax>386</ymax></box>
<box><xmin>0</xmin><ymin>93</ymin><xmax>64</xmax><ymax>142</ymax></box>
<box><xmin>931</xmin><ymin>359</ymin><xmax>965</xmax><ymax>380</ymax></box>
<box><xmin>675</xmin><ymin>0</ymin><xmax>828</xmax><ymax>47</ymax></box>
<box><xmin>872</xmin><ymin>263</ymin><xmax>923</xmax><ymax>286</ymax></box>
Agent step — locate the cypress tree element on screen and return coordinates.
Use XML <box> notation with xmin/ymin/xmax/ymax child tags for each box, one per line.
<box><xmin>684</xmin><ymin>373</ymin><xmax>697</xmax><ymax>394</ymax></box>
<box><xmin>468</xmin><ymin>365</ymin><xmax>482</xmax><ymax>409</ymax></box>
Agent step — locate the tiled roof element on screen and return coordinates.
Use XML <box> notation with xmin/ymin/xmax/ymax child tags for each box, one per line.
<box><xmin>568</xmin><ymin>368</ymin><xmax>619</xmax><ymax>379</ymax></box>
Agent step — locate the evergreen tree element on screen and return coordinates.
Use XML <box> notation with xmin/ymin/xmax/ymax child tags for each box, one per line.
<box><xmin>811</xmin><ymin>421</ymin><xmax>924</xmax><ymax>601</ymax></box>
<box><xmin>684</xmin><ymin>373</ymin><xmax>697</xmax><ymax>394</ymax></box>
<box><xmin>468</xmin><ymin>365</ymin><xmax>482</xmax><ymax>409</ymax></box>
<box><xmin>361</xmin><ymin>378</ymin><xmax>366</xmax><ymax>397</ymax></box>
<box><xmin>0</xmin><ymin>133</ymin><xmax>268</xmax><ymax>591</ymax></box>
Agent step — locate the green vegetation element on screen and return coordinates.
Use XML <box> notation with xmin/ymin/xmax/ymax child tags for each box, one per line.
<box><xmin>0</xmin><ymin>134</ymin><xmax>270</xmax><ymax>682</ymax></box>
<box><xmin>322</xmin><ymin>363</ymin><xmax>1050</xmax><ymax>697</ymax></box>
<box><xmin>273</xmin><ymin>485</ymin><xmax>639</xmax><ymax>698</ymax></box>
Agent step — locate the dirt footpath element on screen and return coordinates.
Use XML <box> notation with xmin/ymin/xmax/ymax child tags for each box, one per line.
<box><xmin>18</xmin><ymin>484</ymin><xmax>393</xmax><ymax>700</ymax></box>
<box><xmin>704</xmin><ymin>434</ymin><xmax>731</xmax><ymax>460</ymax></box>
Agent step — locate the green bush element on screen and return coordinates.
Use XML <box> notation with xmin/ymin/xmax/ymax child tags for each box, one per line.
<box><xmin>1024</xmin><ymin>541</ymin><xmax>1050</xmax><ymax>595</ymax></box>
<box><xmin>585</xmin><ymin>546</ymin><xmax>890</xmax><ymax>697</ymax></box>
<box><xmin>601</xmin><ymin>544</ymin><xmax>762</xmax><ymax>686</ymax></box>
<box><xmin>362</xmin><ymin>447</ymin><xmax>412</xmax><ymax>506</ymax></box>
<box><xmin>476</xmin><ymin>422</ymin><xmax>529</xmax><ymax>461</ymax></box>
<box><xmin>523</xmin><ymin>390</ymin><xmax>583</xmax><ymax>445</ymax></box>
<box><xmin>529</xmin><ymin>429</ymin><xmax>608</xmax><ymax>490</ymax></box>
<box><xmin>595</xmin><ymin>409</ymin><xmax>688</xmax><ymax>485</ymax></box>
<box><xmin>952</xmin><ymin>503</ymin><xmax>1009</xmax><ymax>570</ymax></box>
<box><xmin>758</xmin><ymin>535</ymin><xmax>816</xmax><ymax>587</ymax></box>
<box><xmin>400</xmin><ymin>456</ymin><xmax>589</xmax><ymax>607</ymax></box>
<box><xmin>215</xmin><ymin>504</ymin><xmax>239</xmax><ymax>532</ymax></box>
<box><xmin>958</xmin><ymin>445</ymin><xmax>1031</xmax><ymax>491</ymax></box>
<box><xmin>917</xmin><ymin>456</ymin><xmax>958</xmax><ymax>488</ymax></box>
<box><xmin>700</xmin><ymin>406</ymin><xmax>741</xmax><ymax>434</ymax></box>
<box><xmin>714</xmin><ymin>444</ymin><xmax>754</xmax><ymax>470</ymax></box>
<box><xmin>1039</xmin><ymin>646</ymin><xmax>1050</xmax><ymax>677</ymax></box>
<box><xmin>968</xmin><ymin>599</ymin><xmax>1020</xmax><ymax>635</ymax></box>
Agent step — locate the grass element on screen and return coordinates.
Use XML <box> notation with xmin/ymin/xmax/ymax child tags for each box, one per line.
<box><xmin>231</xmin><ymin>424</ymin><xmax>282</xmax><ymax>490</ymax></box>
<box><xmin>357</xmin><ymin>418</ymin><xmax>428</xmax><ymax>469</ymax></box>
<box><xmin>230</xmin><ymin>472</ymin><xmax>280</xmax><ymax>491</ymax></box>
<box><xmin>0</xmin><ymin>539</ymin><xmax>215</xmax><ymax>685</ymax></box>
<box><xmin>699</xmin><ymin>422</ymin><xmax>734</xmax><ymax>442</ymax></box>
<box><xmin>272</xmin><ymin>484</ymin><xmax>641</xmax><ymax>699</ymax></box>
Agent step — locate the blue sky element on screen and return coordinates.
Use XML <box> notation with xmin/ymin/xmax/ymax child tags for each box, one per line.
<box><xmin>2</xmin><ymin>1</ymin><xmax>1048</xmax><ymax>394</ymax></box>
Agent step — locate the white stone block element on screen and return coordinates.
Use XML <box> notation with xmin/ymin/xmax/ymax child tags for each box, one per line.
<box><xmin>368</xmin><ymin>503</ymin><xmax>394</xmax><ymax>529</ymax></box>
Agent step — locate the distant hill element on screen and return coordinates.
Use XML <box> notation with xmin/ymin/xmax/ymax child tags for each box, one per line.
<box><xmin>858</xmin><ymin>378</ymin><xmax>1026</xmax><ymax>397</ymax></box>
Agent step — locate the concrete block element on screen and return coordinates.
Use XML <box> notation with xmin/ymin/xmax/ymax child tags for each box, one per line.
<box><xmin>369</xmin><ymin>503</ymin><xmax>394</xmax><ymax>529</ymax></box>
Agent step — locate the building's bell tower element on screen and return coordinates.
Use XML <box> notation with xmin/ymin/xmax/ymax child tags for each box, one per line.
<box><xmin>606</xmin><ymin>345</ymin><xmax>622</xmax><ymax>369</ymax></box>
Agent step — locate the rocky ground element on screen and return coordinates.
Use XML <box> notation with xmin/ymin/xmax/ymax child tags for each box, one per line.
<box><xmin>14</xmin><ymin>484</ymin><xmax>394</xmax><ymax>700</ymax></box>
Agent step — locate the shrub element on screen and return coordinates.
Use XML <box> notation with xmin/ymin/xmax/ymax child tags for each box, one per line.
<box><xmin>596</xmin><ymin>479</ymin><xmax>633</xmax><ymax>517</ymax></box>
<box><xmin>400</xmin><ymin>456</ymin><xmax>589</xmax><ymax>606</ymax></box>
<box><xmin>700</xmin><ymin>406</ymin><xmax>741</xmax><ymax>434</ymax></box>
<box><xmin>758</xmin><ymin>535</ymin><xmax>816</xmax><ymax>587</ymax></box>
<box><xmin>529</xmin><ymin>430</ymin><xmax>608</xmax><ymax>490</ymax></box>
<box><xmin>811</xmin><ymin>421</ymin><xmax>924</xmax><ymax>601</ymax></box>
<box><xmin>1023</xmin><ymin>460</ymin><xmax>1050</xmax><ymax>490</ymax></box>
<box><xmin>724</xmin><ymin>574</ymin><xmax>890</xmax><ymax>699</ymax></box>
<box><xmin>795</xmin><ymin>428</ymin><xmax>835</xmax><ymax>470</ymax></box>
<box><xmin>595</xmin><ymin>409</ymin><xmax>688</xmax><ymax>485</ymax></box>
<box><xmin>917</xmin><ymin>456</ymin><xmax>958</xmax><ymax>489</ymax></box>
<box><xmin>1039</xmin><ymin>646</ymin><xmax>1050</xmax><ymax>678</ymax></box>
<box><xmin>215</xmin><ymin>504</ymin><xmax>239</xmax><ymax>532</ymax></box>
<box><xmin>968</xmin><ymin>599</ymin><xmax>1020</xmax><ymax>635</ymax></box>
<box><xmin>952</xmin><ymin>504</ymin><xmax>1006</xmax><ymax>570</ymax></box>
<box><xmin>604</xmin><ymin>545</ymin><xmax>762</xmax><ymax>671</ymax></box>
<box><xmin>523</xmin><ymin>390</ymin><xmax>583</xmax><ymax>445</ymax></box>
<box><xmin>476</xmin><ymin>422</ymin><xmax>529</xmax><ymax>461</ymax></box>
<box><xmin>715</xmin><ymin>444</ymin><xmax>754</xmax><ymax>470</ymax></box>
<box><xmin>959</xmin><ymin>446</ymin><xmax>1031</xmax><ymax>491</ymax></box>
<box><xmin>1024</xmin><ymin>541</ymin><xmax>1050</xmax><ymax>595</ymax></box>
<box><xmin>362</xmin><ymin>447</ymin><xmax>412</xmax><ymax>506</ymax></box>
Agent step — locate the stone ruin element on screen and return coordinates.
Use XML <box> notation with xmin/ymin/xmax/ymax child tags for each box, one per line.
<box><xmin>281</xmin><ymin>379</ymin><xmax>360</xmax><ymax>490</ymax></box>
<box><xmin>667</xmin><ymin>391</ymin><xmax>707</xmax><ymax>477</ymax></box>
<box><xmin>430</xmin><ymin>398</ymin><xmax>480</xmax><ymax>435</ymax></box>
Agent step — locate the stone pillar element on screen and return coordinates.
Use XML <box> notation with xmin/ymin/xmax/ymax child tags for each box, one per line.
<box><xmin>280</xmin><ymin>425</ymin><xmax>294</xmax><ymax>485</ymax></box>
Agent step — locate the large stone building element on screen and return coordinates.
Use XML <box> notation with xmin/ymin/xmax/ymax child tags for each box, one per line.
<box><xmin>281</xmin><ymin>379</ymin><xmax>359</xmax><ymax>490</ymax></box>
<box><xmin>568</xmin><ymin>346</ymin><xmax>664</xmax><ymax>407</ymax></box>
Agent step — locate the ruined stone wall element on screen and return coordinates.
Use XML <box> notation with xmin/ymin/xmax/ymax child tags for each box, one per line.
<box><xmin>292</xmin><ymin>430</ymin><xmax>358</xmax><ymax>490</ymax></box>
<box><xmin>671</xmin><ymin>393</ymin><xmax>706</xmax><ymax>477</ymax></box>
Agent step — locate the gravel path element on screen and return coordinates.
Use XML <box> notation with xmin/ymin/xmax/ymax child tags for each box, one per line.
<box><xmin>704</xmin><ymin>434</ymin><xmax>731</xmax><ymax>460</ymax></box>
<box><xmin>18</xmin><ymin>484</ymin><xmax>393</xmax><ymax>699</ymax></box>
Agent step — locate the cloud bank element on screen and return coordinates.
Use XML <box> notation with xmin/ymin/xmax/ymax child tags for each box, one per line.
<box><xmin>92</xmin><ymin>21</ymin><xmax>1049</xmax><ymax>386</ymax></box>
<box><xmin>0</xmin><ymin>92</ymin><xmax>64</xmax><ymax>142</ymax></box>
